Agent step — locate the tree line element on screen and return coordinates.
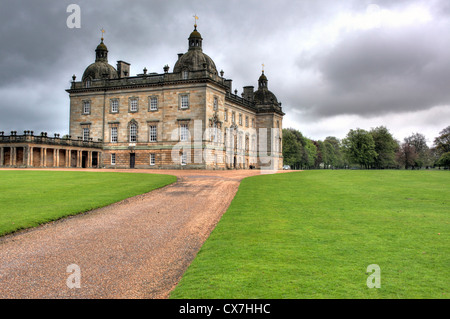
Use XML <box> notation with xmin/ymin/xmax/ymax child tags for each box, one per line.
<box><xmin>282</xmin><ymin>125</ymin><xmax>450</xmax><ymax>169</ymax></box>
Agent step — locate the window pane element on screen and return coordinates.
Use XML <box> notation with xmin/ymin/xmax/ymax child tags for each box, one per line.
<box><xmin>180</xmin><ymin>124</ymin><xmax>188</xmax><ymax>141</ymax></box>
<box><xmin>150</xmin><ymin>153</ymin><xmax>155</xmax><ymax>165</ymax></box>
<box><xmin>150</xmin><ymin>97</ymin><xmax>158</xmax><ymax>111</ymax></box>
<box><xmin>181</xmin><ymin>95</ymin><xmax>189</xmax><ymax>109</ymax></box>
<box><xmin>130</xmin><ymin>124</ymin><xmax>137</xmax><ymax>142</ymax></box>
<box><xmin>149</xmin><ymin>125</ymin><xmax>157</xmax><ymax>142</ymax></box>
<box><xmin>83</xmin><ymin>101</ymin><xmax>90</xmax><ymax>114</ymax></box>
<box><xmin>111</xmin><ymin>127</ymin><xmax>118</xmax><ymax>142</ymax></box>
<box><xmin>111</xmin><ymin>100</ymin><xmax>118</xmax><ymax>113</ymax></box>
<box><xmin>130</xmin><ymin>99</ymin><xmax>138</xmax><ymax>112</ymax></box>
<box><xmin>83</xmin><ymin>128</ymin><xmax>90</xmax><ymax>141</ymax></box>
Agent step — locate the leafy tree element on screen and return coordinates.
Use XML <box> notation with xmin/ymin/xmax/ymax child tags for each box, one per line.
<box><xmin>370</xmin><ymin>126</ymin><xmax>399</xmax><ymax>169</ymax></box>
<box><xmin>437</xmin><ymin>152</ymin><xmax>450</xmax><ymax>168</ymax></box>
<box><xmin>312</xmin><ymin>140</ymin><xmax>324</xmax><ymax>168</ymax></box>
<box><xmin>282</xmin><ymin>128</ymin><xmax>302</xmax><ymax>168</ymax></box>
<box><xmin>396</xmin><ymin>142</ymin><xmax>418</xmax><ymax>169</ymax></box>
<box><xmin>342</xmin><ymin>128</ymin><xmax>377</xmax><ymax>169</ymax></box>
<box><xmin>404</xmin><ymin>133</ymin><xmax>430</xmax><ymax>168</ymax></box>
<box><xmin>302</xmin><ymin>138</ymin><xmax>317</xmax><ymax>169</ymax></box>
<box><xmin>434</xmin><ymin>126</ymin><xmax>450</xmax><ymax>155</ymax></box>
<box><xmin>324</xmin><ymin>136</ymin><xmax>343</xmax><ymax>168</ymax></box>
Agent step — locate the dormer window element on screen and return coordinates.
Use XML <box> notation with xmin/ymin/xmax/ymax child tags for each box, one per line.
<box><xmin>85</xmin><ymin>79</ymin><xmax>91</xmax><ymax>88</ymax></box>
<box><xmin>182</xmin><ymin>70</ymin><xmax>189</xmax><ymax>80</ymax></box>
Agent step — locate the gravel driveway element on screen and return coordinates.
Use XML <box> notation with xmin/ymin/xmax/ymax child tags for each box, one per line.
<box><xmin>0</xmin><ymin>169</ymin><xmax>271</xmax><ymax>299</ymax></box>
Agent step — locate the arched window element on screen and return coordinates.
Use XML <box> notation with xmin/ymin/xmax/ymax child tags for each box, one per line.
<box><xmin>128</xmin><ymin>120</ymin><xmax>138</xmax><ymax>143</ymax></box>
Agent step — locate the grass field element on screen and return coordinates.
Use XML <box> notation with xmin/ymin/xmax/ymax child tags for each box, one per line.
<box><xmin>0</xmin><ymin>170</ymin><xmax>176</xmax><ymax>236</ymax></box>
<box><xmin>170</xmin><ymin>170</ymin><xmax>449</xmax><ymax>299</ymax></box>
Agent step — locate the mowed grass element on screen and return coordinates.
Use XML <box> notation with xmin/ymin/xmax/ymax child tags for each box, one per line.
<box><xmin>171</xmin><ymin>170</ymin><xmax>449</xmax><ymax>299</ymax></box>
<box><xmin>0</xmin><ymin>170</ymin><xmax>176</xmax><ymax>236</ymax></box>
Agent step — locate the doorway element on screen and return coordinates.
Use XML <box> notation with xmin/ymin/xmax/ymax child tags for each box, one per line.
<box><xmin>130</xmin><ymin>153</ymin><xmax>135</xmax><ymax>168</ymax></box>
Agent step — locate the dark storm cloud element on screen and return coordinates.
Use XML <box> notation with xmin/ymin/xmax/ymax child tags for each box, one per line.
<box><xmin>0</xmin><ymin>0</ymin><xmax>449</xmax><ymax>140</ymax></box>
<box><xmin>292</xmin><ymin>16</ymin><xmax>450</xmax><ymax>119</ymax></box>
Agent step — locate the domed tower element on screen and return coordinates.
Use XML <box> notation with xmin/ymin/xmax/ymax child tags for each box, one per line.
<box><xmin>254</xmin><ymin>71</ymin><xmax>281</xmax><ymax>112</ymax></box>
<box><xmin>82</xmin><ymin>36</ymin><xmax>118</xmax><ymax>82</ymax></box>
<box><xmin>173</xmin><ymin>24</ymin><xmax>218</xmax><ymax>75</ymax></box>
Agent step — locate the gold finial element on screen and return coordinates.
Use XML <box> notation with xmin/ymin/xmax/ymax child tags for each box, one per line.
<box><xmin>262</xmin><ymin>63</ymin><xmax>265</xmax><ymax>73</ymax></box>
<box><xmin>193</xmin><ymin>14</ymin><xmax>199</xmax><ymax>28</ymax></box>
<box><xmin>101</xmin><ymin>28</ymin><xmax>105</xmax><ymax>41</ymax></box>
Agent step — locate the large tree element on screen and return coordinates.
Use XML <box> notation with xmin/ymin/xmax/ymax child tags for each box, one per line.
<box><xmin>404</xmin><ymin>133</ymin><xmax>430</xmax><ymax>168</ymax></box>
<box><xmin>396</xmin><ymin>142</ymin><xmax>418</xmax><ymax>169</ymax></box>
<box><xmin>437</xmin><ymin>152</ymin><xmax>450</xmax><ymax>168</ymax></box>
<box><xmin>370</xmin><ymin>126</ymin><xmax>399</xmax><ymax>169</ymax></box>
<box><xmin>434</xmin><ymin>126</ymin><xmax>450</xmax><ymax>155</ymax></box>
<box><xmin>323</xmin><ymin>136</ymin><xmax>343</xmax><ymax>168</ymax></box>
<box><xmin>342</xmin><ymin>128</ymin><xmax>377</xmax><ymax>169</ymax></box>
<box><xmin>282</xmin><ymin>128</ymin><xmax>302</xmax><ymax>168</ymax></box>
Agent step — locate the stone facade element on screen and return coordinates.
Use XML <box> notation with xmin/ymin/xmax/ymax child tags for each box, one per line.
<box><xmin>66</xmin><ymin>24</ymin><xmax>284</xmax><ymax>170</ymax></box>
<box><xmin>1</xmin><ymin>24</ymin><xmax>284</xmax><ymax>170</ymax></box>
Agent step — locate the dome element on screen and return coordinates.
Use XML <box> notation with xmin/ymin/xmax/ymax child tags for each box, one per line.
<box><xmin>82</xmin><ymin>38</ymin><xmax>118</xmax><ymax>81</ymax></box>
<box><xmin>189</xmin><ymin>29</ymin><xmax>202</xmax><ymax>39</ymax></box>
<box><xmin>82</xmin><ymin>62</ymin><xmax>118</xmax><ymax>81</ymax></box>
<box><xmin>173</xmin><ymin>25</ymin><xmax>218</xmax><ymax>75</ymax></box>
<box><xmin>254</xmin><ymin>71</ymin><xmax>278</xmax><ymax>104</ymax></box>
<box><xmin>173</xmin><ymin>50</ymin><xmax>218</xmax><ymax>74</ymax></box>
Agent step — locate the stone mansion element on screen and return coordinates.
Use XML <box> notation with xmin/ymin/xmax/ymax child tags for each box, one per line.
<box><xmin>0</xmin><ymin>24</ymin><xmax>284</xmax><ymax>169</ymax></box>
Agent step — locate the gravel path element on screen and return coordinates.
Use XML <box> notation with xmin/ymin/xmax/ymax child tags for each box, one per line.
<box><xmin>0</xmin><ymin>169</ymin><xmax>272</xmax><ymax>299</ymax></box>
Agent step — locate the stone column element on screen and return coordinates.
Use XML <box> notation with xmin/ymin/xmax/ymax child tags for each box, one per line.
<box><xmin>0</xmin><ymin>147</ymin><xmax>4</xmax><ymax>167</ymax></box>
<box><xmin>55</xmin><ymin>149</ymin><xmax>59</xmax><ymax>168</ymax></box>
<box><xmin>65</xmin><ymin>149</ymin><xmax>69</xmax><ymax>168</ymax></box>
<box><xmin>88</xmin><ymin>151</ymin><xmax>92</xmax><ymax>168</ymax></box>
<box><xmin>10</xmin><ymin>147</ymin><xmax>15</xmax><ymax>166</ymax></box>
<box><xmin>30</xmin><ymin>147</ymin><xmax>34</xmax><ymax>167</ymax></box>
<box><xmin>43</xmin><ymin>148</ymin><xmax>47</xmax><ymax>167</ymax></box>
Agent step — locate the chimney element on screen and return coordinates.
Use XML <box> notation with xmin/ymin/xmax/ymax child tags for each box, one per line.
<box><xmin>243</xmin><ymin>86</ymin><xmax>254</xmax><ymax>101</ymax></box>
<box><xmin>117</xmin><ymin>60</ymin><xmax>131</xmax><ymax>78</ymax></box>
<box><xmin>224</xmin><ymin>79</ymin><xmax>232</xmax><ymax>93</ymax></box>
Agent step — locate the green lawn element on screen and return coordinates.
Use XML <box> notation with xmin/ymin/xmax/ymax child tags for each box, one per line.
<box><xmin>170</xmin><ymin>170</ymin><xmax>449</xmax><ymax>299</ymax></box>
<box><xmin>0</xmin><ymin>170</ymin><xmax>176</xmax><ymax>236</ymax></box>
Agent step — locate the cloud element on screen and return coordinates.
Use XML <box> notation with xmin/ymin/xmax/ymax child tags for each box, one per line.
<box><xmin>0</xmin><ymin>0</ymin><xmax>448</xmax><ymax>143</ymax></box>
<box><xmin>290</xmin><ymin>7</ymin><xmax>450</xmax><ymax>119</ymax></box>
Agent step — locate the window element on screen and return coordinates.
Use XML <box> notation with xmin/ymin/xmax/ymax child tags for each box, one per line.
<box><xmin>111</xmin><ymin>153</ymin><xmax>116</xmax><ymax>165</ymax></box>
<box><xmin>224</xmin><ymin>109</ymin><xmax>228</xmax><ymax>122</ymax></box>
<box><xmin>180</xmin><ymin>95</ymin><xmax>189</xmax><ymax>109</ymax></box>
<box><xmin>85</xmin><ymin>79</ymin><xmax>91</xmax><ymax>88</ymax></box>
<box><xmin>149</xmin><ymin>96</ymin><xmax>158</xmax><ymax>111</ymax></box>
<box><xmin>245</xmin><ymin>116</ymin><xmax>249</xmax><ymax>127</ymax></box>
<box><xmin>180</xmin><ymin>124</ymin><xmax>189</xmax><ymax>141</ymax></box>
<box><xmin>213</xmin><ymin>97</ymin><xmax>218</xmax><ymax>110</ymax></box>
<box><xmin>82</xmin><ymin>101</ymin><xmax>91</xmax><ymax>114</ymax></box>
<box><xmin>150</xmin><ymin>153</ymin><xmax>155</xmax><ymax>166</ymax></box>
<box><xmin>129</xmin><ymin>98</ymin><xmax>138</xmax><ymax>112</ymax></box>
<box><xmin>129</xmin><ymin>123</ymin><xmax>137</xmax><ymax>142</ymax></box>
<box><xmin>252</xmin><ymin>118</ymin><xmax>255</xmax><ymax>128</ymax></box>
<box><xmin>111</xmin><ymin>127</ymin><xmax>118</xmax><ymax>143</ymax></box>
<box><xmin>149</xmin><ymin>125</ymin><xmax>157</xmax><ymax>142</ymax></box>
<box><xmin>110</xmin><ymin>99</ymin><xmax>119</xmax><ymax>113</ymax></box>
<box><xmin>182</xmin><ymin>70</ymin><xmax>189</xmax><ymax>80</ymax></box>
<box><xmin>181</xmin><ymin>152</ymin><xmax>187</xmax><ymax>165</ymax></box>
<box><xmin>239</xmin><ymin>114</ymin><xmax>243</xmax><ymax>126</ymax></box>
<box><xmin>83</xmin><ymin>128</ymin><xmax>90</xmax><ymax>141</ymax></box>
<box><xmin>231</xmin><ymin>112</ymin><xmax>235</xmax><ymax>124</ymax></box>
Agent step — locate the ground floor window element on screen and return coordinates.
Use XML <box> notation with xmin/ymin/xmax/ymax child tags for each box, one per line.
<box><xmin>181</xmin><ymin>152</ymin><xmax>187</xmax><ymax>165</ymax></box>
<box><xmin>150</xmin><ymin>153</ymin><xmax>155</xmax><ymax>166</ymax></box>
<box><xmin>111</xmin><ymin>153</ymin><xmax>116</xmax><ymax>165</ymax></box>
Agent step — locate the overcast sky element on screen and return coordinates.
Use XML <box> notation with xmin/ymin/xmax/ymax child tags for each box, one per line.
<box><xmin>1</xmin><ymin>0</ymin><xmax>449</xmax><ymax>145</ymax></box>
